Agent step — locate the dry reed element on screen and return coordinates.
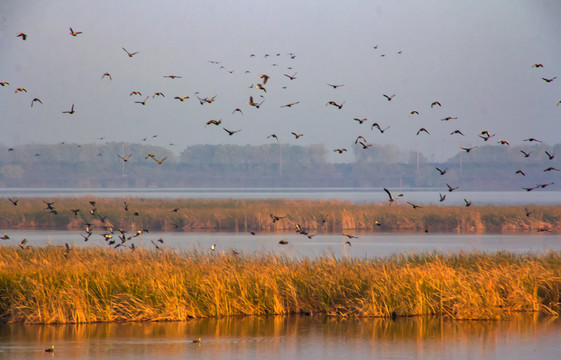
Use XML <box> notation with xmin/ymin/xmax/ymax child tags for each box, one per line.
<box><xmin>0</xmin><ymin>246</ymin><xmax>560</xmax><ymax>324</ymax></box>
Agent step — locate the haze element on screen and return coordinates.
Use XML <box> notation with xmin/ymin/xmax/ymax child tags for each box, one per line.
<box><xmin>1</xmin><ymin>0</ymin><xmax>560</xmax><ymax>162</ymax></box>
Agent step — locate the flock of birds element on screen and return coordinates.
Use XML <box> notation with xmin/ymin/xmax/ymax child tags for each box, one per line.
<box><xmin>2</xmin><ymin>26</ymin><xmax>560</xmax><ymax>251</ymax></box>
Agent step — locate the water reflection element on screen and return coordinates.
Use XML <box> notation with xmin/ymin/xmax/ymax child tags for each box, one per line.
<box><xmin>1</xmin><ymin>315</ymin><xmax>560</xmax><ymax>359</ymax></box>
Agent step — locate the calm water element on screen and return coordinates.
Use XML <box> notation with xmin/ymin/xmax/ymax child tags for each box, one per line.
<box><xmin>1</xmin><ymin>229</ymin><xmax>561</xmax><ymax>259</ymax></box>
<box><xmin>1</xmin><ymin>315</ymin><xmax>560</xmax><ymax>359</ymax></box>
<box><xmin>1</xmin><ymin>188</ymin><xmax>561</xmax><ymax>205</ymax></box>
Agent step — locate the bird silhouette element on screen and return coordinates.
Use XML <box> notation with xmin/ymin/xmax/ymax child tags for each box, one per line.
<box><xmin>259</xmin><ymin>74</ymin><xmax>270</xmax><ymax>84</ymax></box>
<box><xmin>383</xmin><ymin>94</ymin><xmax>395</xmax><ymax>101</ymax></box>
<box><xmin>544</xmin><ymin>167</ymin><xmax>560</xmax><ymax>172</ymax></box>
<box><xmin>206</xmin><ymin>119</ymin><xmax>222</xmax><ymax>126</ymax></box>
<box><xmin>343</xmin><ymin>233</ymin><xmax>358</xmax><ymax>239</ymax></box>
<box><xmin>284</xmin><ymin>73</ymin><xmax>297</xmax><ymax>80</ymax></box>
<box><xmin>327</xmin><ymin>84</ymin><xmax>344</xmax><ymax>89</ymax></box>
<box><xmin>431</xmin><ymin>101</ymin><xmax>441</xmax><ymax>108</ymax></box>
<box><xmin>371</xmin><ymin>123</ymin><xmax>390</xmax><ymax>133</ymax></box>
<box><xmin>333</xmin><ymin>148</ymin><xmax>347</xmax><ymax>153</ymax></box>
<box><xmin>270</xmin><ymin>214</ymin><xmax>285</xmax><ymax>223</ymax></box>
<box><xmin>441</xmin><ymin>116</ymin><xmax>458</xmax><ymax>121</ymax></box>
<box><xmin>1</xmin><ymin>234</ymin><xmax>10</xmax><ymax>240</ymax></box>
<box><xmin>174</xmin><ymin>96</ymin><xmax>190</xmax><ymax>101</ymax></box>
<box><xmin>545</xmin><ymin>151</ymin><xmax>555</xmax><ymax>160</ymax></box>
<box><xmin>435</xmin><ymin>167</ymin><xmax>447</xmax><ymax>175</ymax></box>
<box><xmin>152</xmin><ymin>92</ymin><xmax>165</xmax><ymax>98</ymax></box>
<box><xmin>45</xmin><ymin>345</ymin><xmax>55</xmax><ymax>353</ymax></box>
<box><xmin>130</xmin><ymin>91</ymin><xmax>142</xmax><ymax>96</ymax></box>
<box><xmin>524</xmin><ymin>138</ymin><xmax>542</xmax><ymax>143</ymax></box>
<box><xmin>0</xmin><ymin>81</ymin><xmax>10</xmax><ymax>86</ymax></box>
<box><xmin>460</xmin><ymin>146</ymin><xmax>479</xmax><ymax>152</ymax></box>
<box><xmin>69</xmin><ymin>27</ymin><xmax>82</xmax><ymax>36</ymax></box>
<box><xmin>446</xmin><ymin>184</ymin><xmax>459</xmax><ymax>192</ymax></box>
<box><xmin>326</xmin><ymin>101</ymin><xmax>344</xmax><ymax>109</ymax></box>
<box><xmin>62</xmin><ymin>104</ymin><xmax>75</xmax><ymax>114</ymax></box>
<box><xmin>542</xmin><ymin>77</ymin><xmax>557</xmax><ymax>83</ymax></box>
<box><xmin>255</xmin><ymin>84</ymin><xmax>267</xmax><ymax>92</ymax></box>
<box><xmin>17</xmin><ymin>32</ymin><xmax>27</xmax><ymax>40</ymax></box>
<box><xmin>383</xmin><ymin>188</ymin><xmax>403</xmax><ymax>202</ymax></box>
<box><xmin>122</xmin><ymin>47</ymin><xmax>139</xmax><ymax>57</ymax></box>
<box><xmin>291</xmin><ymin>132</ymin><xmax>303</xmax><ymax>139</ymax></box>
<box><xmin>223</xmin><ymin>128</ymin><xmax>241</xmax><ymax>136</ymax></box>
<box><xmin>278</xmin><ymin>239</ymin><xmax>288</xmax><ymax>245</ymax></box>
<box><xmin>15</xmin><ymin>87</ymin><xmax>27</xmax><ymax>93</ymax></box>
<box><xmin>416</xmin><ymin>128</ymin><xmax>430</xmax><ymax>135</ymax></box>
<box><xmin>515</xmin><ymin>170</ymin><xmax>526</xmax><ymax>176</ymax></box>
<box><xmin>450</xmin><ymin>130</ymin><xmax>465</xmax><ymax>136</ymax></box>
<box><xmin>497</xmin><ymin>140</ymin><xmax>510</xmax><ymax>146</ymax></box>
<box><xmin>135</xmin><ymin>96</ymin><xmax>148</xmax><ymax>105</ymax></box>
<box><xmin>439</xmin><ymin>193</ymin><xmax>446</xmax><ymax>202</ymax></box>
<box><xmin>267</xmin><ymin>134</ymin><xmax>279</xmax><ymax>142</ymax></box>
<box><xmin>464</xmin><ymin>199</ymin><xmax>472</xmax><ymax>207</ymax></box>
<box><xmin>101</xmin><ymin>73</ymin><xmax>112</xmax><ymax>80</ymax></box>
<box><xmin>232</xmin><ymin>108</ymin><xmax>243</xmax><ymax>115</ymax></box>
<box><xmin>407</xmin><ymin>201</ymin><xmax>422</xmax><ymax>209</ymax></box>
<box><xmin>117</xmin><ymin>154</ymin><xmax>132</xmax><ymax>162</ymax></box>
<box><xmin>410</xmin><ymin>110</ymin><xmax>419</xmax><ymax>115</ymax></box>
<box><xmin>532</xmin><ymin>64</ymin><xmax>543</xmax><ymax>68</ymax></box>
<box><xmin>30</xmin><ymin>98</ymin><xmax>42</xmax><ymax>107</ymax></box>
<box><xmin>8</xmin><ymin>198</ymin><xmax>19</xmax><ymax>206</ymax></box>
<box><xmin>520</xmin><ymin>150</ymin><xmax>531</xmax><ymax>158</ymax></box>
<box><xmin>281</xmin><ymin>102</ymin><xmax>300</xmax><ymax>108</ymax></box>
<box><xmin>163</xmin><ymin>75</ymin><xmax>182</xmax><ymax>79</ymax></box>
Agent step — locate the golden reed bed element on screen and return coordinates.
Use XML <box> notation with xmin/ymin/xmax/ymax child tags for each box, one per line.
<box><xmin>0</xmin><ymin>246</ymin><xmax>560</xmax><ymax>324</ymax></box>
<box><xmin>0</xmin><ymin>198</ymin><xmax>560</xmax><ymax>233</ymax></box>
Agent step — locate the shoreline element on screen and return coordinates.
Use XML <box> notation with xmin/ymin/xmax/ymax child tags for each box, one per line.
<box><xmin>0</xmin><ymin>197</ymin><xmax>560</xmax><ymax>233</ymax></box>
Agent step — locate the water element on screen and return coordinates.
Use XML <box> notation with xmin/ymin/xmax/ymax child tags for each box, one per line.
<box><xmin>1</xmin><ymin>315</ymin><xmax>560</xmax><ymax>359</ymax></box>
<box><xmin>2</xmin><ymin>229</ymin><xmax>561</xmax><ymax>259</ymax></box>
<box><xmin>1</xmin><ymin>188</ymin><xmax>561</xmax><ymax>205</ymax></box>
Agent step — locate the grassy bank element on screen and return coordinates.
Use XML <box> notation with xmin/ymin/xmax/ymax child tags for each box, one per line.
<box><xmin>0</xmin><ymin>246</ymin><xmax>560</xmax><ymax>323</ymax></box>
<box><xmin>0</xmin><ymin>198</ymin><xmax>560</xmax><ymax>233</ymax></box>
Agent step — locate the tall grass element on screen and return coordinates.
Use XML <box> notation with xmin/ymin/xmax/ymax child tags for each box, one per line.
<box><xmin>0</xmin><ymin>198</ymin><xmax>559</xmax><ymax>233</ymax></box>
<box><xmin>0</xmin><ymin>246</ymin><xmax>560</xmax><ymax>323</ymax></box>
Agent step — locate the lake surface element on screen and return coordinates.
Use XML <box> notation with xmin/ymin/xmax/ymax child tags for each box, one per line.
<box><xmin>1</xmin><ymin>315</ymin><xmax>560</xmax><ymax>359</ymax></box>
<box><xmin>1</xmin><ymin>187</ymin><xmax>561</xmax><ymax>205</ymax></box>
<box><xmin>2</xmin><ymin>229</ymin><xmax>561</xmax><ymax>259</ymax></box>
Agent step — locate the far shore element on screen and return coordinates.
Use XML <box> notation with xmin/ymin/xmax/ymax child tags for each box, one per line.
<box><xmin>0</xmin><ymin>197</ymin><xmax>559</xmax><ymax>233</ymax></box>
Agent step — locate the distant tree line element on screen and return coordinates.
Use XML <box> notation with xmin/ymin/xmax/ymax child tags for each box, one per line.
<box><xmin>0</xmin><ymin>142</ymin><xmax>559</xmax><ymax>190</ymax></box>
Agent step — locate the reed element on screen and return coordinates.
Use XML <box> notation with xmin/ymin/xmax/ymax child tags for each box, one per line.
<box><xmin>0</xmin><ymin>246</ymin><xmax>560</xmax><ymax>324</ymax></box>
<box><xmin>0</xmin><ymin>198</ymin><xmax>559</xmax><ymax>233</ymax></box>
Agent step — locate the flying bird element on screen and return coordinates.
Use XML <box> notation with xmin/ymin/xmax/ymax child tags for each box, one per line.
<box><xmin>383</xmin><ymin>94</ymin><xmax>395</xmax><ymax>101</ymax></box>
<box><xmin>69</xmin><ymin>27</ymin><xmax>82</xmax><ymax>36</ymax></box>
<box><xmin>410</xmin><ymin>110</ymin><xmax>419</xmax><ymax>115</ymax></box>
<box><xmin>284</xmin><ymin>73</ymin><xmax>297</xmax><ymax>80</ymax></box>
<box><xmin>232</xmin><ymin>108</ymin><xmax>243</xmax><ymax>115</ymax></box>
<box><xmin>515</xmin><ymin>170</ymin><xmax>526</xmax><ymax>176</ymax></box>
<box><xmin>383</xmin><ymin>188</ymin><xmax>403</xmax><ymax>203</ymax></box>
<box><xmin>441</xmin><ymin>116</ymin><xmax>458</xmax><ymax>121</ymax></box>
<box><xmin>435</xmin><ymin>167</ymin><xmax>447</xmax><ymax>175</ymax></box>
<box><xmin>326</xmin><ymin>101</ymin><xmax>344</xmax><ymax>109</ymax></box>
<box><xmin>259</xmin><ymin>74</ymin><xmax>270</xmax><ymax>84</ymax></box>
<box><xmin>101</xmin><ymin>73</ymin><xmax>112</xmax><ymax>80</ymax></box>
<box><xmin>450</xmin><ymin>130</ymin><xmax>465</xmax><ymax>136</ymax></box>
<box><xmin>206</xmin><ymin>119</ymin><xmax>222</xmax><ymax>126</ymax></box>
<box><xmin>446</xmin><ymin>184</ymin><xmax>459</xmax><ymax>192</ymax></box>
<box><xmin>30</xmin><ymin>98</ymin><xmax>42</xmax><ymax>107</ymax></box>
<box><xmin>62</xmin><ymin>104</ymin><xmax>75</xmax><ymax>114</ymax></box>
<box><xmin>135</xmin><ymin>96</ymin><xmax>148</xmax><ymax>105</ymax></box>
<box><xmin>122</xmin><ymin>47</ymin><xmax>139</xmax><ymax>57</ymax></box>
<box><xmin>267</xmin><ymin>134</ymin><xmax>279</xmax><ymax>142</ymax></box>
<box><xmin>542</xmin><ymin>77</ymin><xmax>557</xmax><ymax>83</ymax></box>
<box><xmin>17</xmin><ymin>32</ymin><xmax>27</xmax><ymax>40</ymax></box>
<box><xmin>371</xmin><ymin>123</ymin><xmax>390</xmax><ymax>133</ymax></box>
<box><xmin>130</xmin><ymin>91</ymin><xmax>142</xmax><ymax>96</ymax></box>
<box><xmin>407</xmin><ymin>201</ymin><xmax>422</xmax><ymax>209</ymax></box>
<box><xmin>520</xmin><ymin>150</ymin><xmax>531</xmax><ymax>158</ymax></box>
<box><xmin>291</xmin><ymin>132</ymin><xmax>303</xmax><ymax>139</ymax></box>
<box><xmin>431</xmin><ymin>101</ymin><xmax>442</xmax><ymax>108</ymax></box>
<box><xmin>545</xmin><ymin>151</ymin><xmax>555</xmax><ymax>160</ymax></box>
<box><xmin>281</xmin><ymin>102</ymin><xmax>300</xmax><ymax>108</ymax></box>
<box><xmin>416</xmin><ymin>128</ymin><xmax>430</xmax><ymax>135</ymax></box>
<box><xmin>532</xmin><ymin>64</ymin><xmax>543</xmax><ymax>68</ymax></box>
<box><xmin>439</xmin><ymin>193</ymin><xmax>446</xmax><ymax>202</ymax></box>
<box><xmin>223</xmin><ymin>128</ymin><xmax>241</xmax><ymax>136</ymax></box>
<box><xmin>0</xmin><ymin>81</ymin><xmax>9</xmax><ymax>86</ymax></box>
<box><xmin>117</xmin><ymin>154</ymin><xmax>132</xmax><ymax>162</ymax></box>
<box><xmin>523</xmin><ymin>138</ymin><xmax>542</xmax><ymax>143</ymax></box>
<box><xmin>8</xmin><ymin>198</ymin><xmax>18</xmax><ymax>206</ymax></box>
<box><xmin>163</xmin><ymin>75</ymin><xmax>182</xmax><ymax>79</ymax></box>
<box><xmin>464</xmin><ymin>199</ymin><xmax>472</xmax><ymax>207</ymax></box>
<box><xmin>174</xmin><ymin>96</ymin><xmax>190</xmax><ymax>101</ymax></box>
<box><xmin>354</xmin><ymin>118</ymin><xmax>367</xmax><ymax>124</ymax></box>
<box><xmin>497</xmin><ymin>140</ymin><xmax>509</xmax><ymax>146</ymax></box>
<box><xmin>327</xmin><ymin>84</ymin><xmax>344</xmax><ymax>89</ymax></box>
<box><xmin>333</xmin><ymin>148</ymin><xmax>347</xmax><ymax>154</ymax></box>
<box><xmin>15</xmin><ymin>87</ymin><xmax>27</xmax><ymax>93</ymax></box>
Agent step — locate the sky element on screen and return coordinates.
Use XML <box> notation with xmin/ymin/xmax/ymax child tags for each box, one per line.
<box><xmin>1</xmin><ymin>0</ymin><xmax>560</xmax><ymax>162</ymax></box>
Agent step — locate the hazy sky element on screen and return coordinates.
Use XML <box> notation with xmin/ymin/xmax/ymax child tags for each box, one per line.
<box><xmin>1</xmin><ymin>0</ymin><xmax>560</xmax><ymax>162</ymax></box>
